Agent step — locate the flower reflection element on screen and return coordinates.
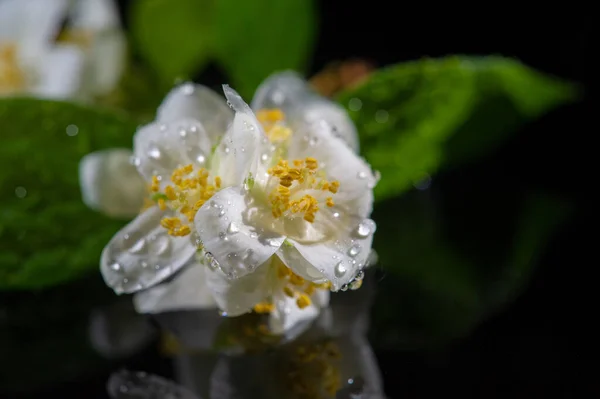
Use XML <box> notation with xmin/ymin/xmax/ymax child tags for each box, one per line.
<box><xmin>101</xmin><ymin>271</ymin><xmax>386</xmax><ymax>398</ymax></box>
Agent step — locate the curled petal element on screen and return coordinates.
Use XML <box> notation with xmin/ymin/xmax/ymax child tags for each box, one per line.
<box><xmin>100</xmin><ymin>206</ymin><xmax>197</xmax><ymax>294</ymax></box>
<box><xmin>194</xmin><ymin>186</ymin><xmax>284</xmax><ymax>279</ymax></box>
<box><xmin>205</xmin><ymin>259</ymin><xmax>272</xmax><ymax>317</ymax></box>
<box><xmin>157</xmin><ymin>83</ymin><xmax>234</xmax><ymax>145</ymax></box>
<box><xmin>79</xmin><ymin>148</ymin><xmax>146</xmax><ymax>219</ymax></box>
<box><xmin>133</xmin><ymin>118</ymin><xmax>212</xmax><ymax>184</ymax></box>
<box><xmin>251</xmin><ymin>71</ymin><xmax>360</xmax><ymax>151</ymax></box>
<box><xmin>133</xmin><ymin>260</ymin><xmax>217</xmax><ymax>314</ymax></box>
<box><xmin>279</xmin><ymin>219</ymin><xmax>376</xmax><ymax>290</ymax></box>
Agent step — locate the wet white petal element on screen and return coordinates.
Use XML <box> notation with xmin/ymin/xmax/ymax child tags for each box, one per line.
<box><xmin>279</xmin><ymin>219</ymin><xmax>376</xmax><ymax>290</ymax></box>
<box><xmin>0</xmin><ymin>0</ymin><xmax>68</xmax><ymax>59</ymax></box>
<box><xmin>84</xmin><ymin>31</ymin><xmax>126</xmax><ymax>96</ymax></box>
<box><xmin>222</xmin><ymin>84</ymin><xmax>253</xmax><ymax>114</ymax></box>
<box><xmin>205</xmin><ymin>259</ymin><xmax>271</xmax><ymax>316</ymax></box>
<box><xmin>157</xmin><ymin>83</ymin><xmax>234</xmax><ymax>145</ymax></box>
<box><xmin>100</xmin><ymin>207</ymin><xmax>197</xmax><ymax>294</ymax></box>
<box><xmin>79</xmin><ymin>148</ymin><xmax>147</xmax><ymax>219</ymax></box>
<box><xmin>70</xmin><ymin>0</ymin><xmax>121</xmax><ymax>30</ymax></box>
<box><xmin>287</xmin><ymin>119</ymin><xmax>376</xmax><ymax>217</ymax></box>
<box><xmin>133</xmin><ymin>260</ymin><xmax>217</xmax><ymax>314</ymax></box>
<box><xmin>268</xmin><ymin>284</ymin><xmax>328</xmax><ymax>335</ymax></box>
<box><xmin>212</xmin><ymin>111</ymin><xmax>267</xmax><ymax>187</ymax></box>
<box><xmin>33</xmin><ymin>45</ymin><xmax>86</xmax><ymax>99</ymax></box>
<box><xmin>194</xmin><ymin>186</ymin><xmax>284</xmax><ymax>279</ymax></box>
<box><xmin>251</xmin><ymin>71</ymin><xmax>360</xmax><ymax>151</ymax></box>
<box><xmin>133</xmin><ymin>118</ymin><xmax>212</xmax><ymax>183</ymax></box>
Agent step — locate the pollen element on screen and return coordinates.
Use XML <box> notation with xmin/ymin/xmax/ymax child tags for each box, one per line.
<box><xmin>0</xmin><ymin>43</ymin><xmax>26</xmax><ymax>94</ymax></box>
<box><xmin>151</xmin><ymin>164</ymin><xmax>221</xmax><ymax>237</ymax></box>
<box><xmin>256</xmin><ymin>108</ymin><xmax>292</xmax><ymax>143</ymax></box>
<box><xmin>296</xmin><ymin>293</ymin><xmax>311</xmax><ymax>309</ymax></box>
<box><xmin>267</xmin><ymin>157</ymin><xmax>340</xmax><ymax>223</ymax></box>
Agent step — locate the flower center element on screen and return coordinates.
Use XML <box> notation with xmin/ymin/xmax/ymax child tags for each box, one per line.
<box><xmin>256</xmin><ymin>108</ymin><xmax>292</xmax><ymax>143</ymax></box>
<box><xmin>0</xmin><ymin>43</ymin><xmax>26</xmax><ymax>94</ymax></box>
<box><xmin>151</xmin><ymin>164</ymin><xmax>222</xmax><ymax>237</ymax></box>
<box><xmin>267</xmin><ymin>157</ymin><xmax>339</xmax><ymax>223</ymax></box>
<box><xmin>253</xmin><ymin>259</ymin><xmax>331</xmax><ymax>314</ymax></box>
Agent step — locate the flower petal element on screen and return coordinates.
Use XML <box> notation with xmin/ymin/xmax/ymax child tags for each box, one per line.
<box><xmin>32</xmin><ymin>44</ymin><xmax>86</xmax><ymax>99</ymax></box>
<box><xmin>268</xmin><ymin>284</ymin><xmax>329</xmax><ymax>335</ymax></box>
<box><xmin>69</xmin><ymin>0</ymin><xmax>121</xmax><ymax>30</ymax></box>
<box><xmin>279</xmin><ymin>219</ymin><xmax>376</xmax><ymax>290</ymax></box>
<box><xmin>101</xmin><ymin>206</ymin><xmax>197</xmax><ymax>294</ymax></box>
<box><xmin>0</xmin><ymin>0</ymin><xmax>68</xmax><ymax>57</ymax></box>
<box><xmin>212</xmin><ymin>110</ymin><xmax>268</xmax><ymax>188</ymax></box>
<box><xmin>157</xmin><ymin>83</ymin><xmax>234</xmax><ymax>145</ymax></box>
<box><xmin>79</xmin><ymin>148</ymin><xmax>147</xmax><ymax>219</ymax></box>
<box><xmin>85</xmin><ymin>31</ymin><xmax>126</xmax><ymax>96</ymax></box>
<box><xmin>133</xmin><ymin>118</ymin><xmax>213</xmax><ymax>183</ymax></box>
<box><xmin>205</xmin><ymin>258</ymin><xmax>272</xmax><ymax>316</ymax></box>
<box><xmin>287</xmin><ymin>119</ymin><xmax>377</xmax><ymax>217</ymax></box>
<box><xmin>194</xmin><ymin>186</ymin><xmax>284</xmax><ymax>279</ymax></box>
<box><xmin>251</xmin><ymin>71</ymin><xmax>360</xmax><ymax>151</ymax></box>
<box><xmin>133</xmin><ymin>260</ymin><xmax>217</xmax><ymax>314</ymax></box>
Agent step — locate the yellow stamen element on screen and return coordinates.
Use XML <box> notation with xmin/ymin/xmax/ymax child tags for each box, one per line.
<box><xmin>296</xmin><ymin>293</ymin><xmax>311</xmax><ymax>309</ymax></box>
<box><xmin>326</xmin><ymin>197</ymin><xmax>335</xmax><ymax>207</ymax></box>
<box><xmin>0</xmin><ymin>43</ymin><xmax>26</xmax><ymax>94</ymax></box>
<box><xmin>283</xmin><ymin>286</ymin><xmax>296</xmax><ymax>298</ymax></box>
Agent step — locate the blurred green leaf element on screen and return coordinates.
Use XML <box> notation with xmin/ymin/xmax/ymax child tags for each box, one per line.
<box><xmin>337</xmin><ymin>56</ymin><xmax>579</xmax><ymax>202</ymax></box>
<box><xmin>130</xmin><ymin>0</ymin><xmax>215</xmax><ymax>85</ymax></box>
<box><xmin>213</xmin><ymin>0</ymin><xmax>316</xmax><ymax>98</ymax></box>
<box><xmin>0</xmin><ymin>98</ymin><xmax>136</xmax><ymax>290</ymax></box>
<box><xmin>370</xmin><ymin>188</ymin><xmax>571</xmax><ymax>348</ymax></box>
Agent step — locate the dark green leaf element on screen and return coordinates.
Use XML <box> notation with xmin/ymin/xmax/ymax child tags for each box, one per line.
<box><xmin>130</xmin><ymin>0</ymin><xmax>215</xmax><ymax>84</ymax></box>
<box><xmin>337</xmin><ymin>56</ymin><xmax>578</xmax><ymax>202</ymax></box>
<box><xmin>0</xmin><ymin>98</ymin><xmax>137</xmax><ymax>290</ymax></box>
<box><xmin>213</xmin><ymin>0</ymin><xmax>316</xmax><ymax>98</ymax></box>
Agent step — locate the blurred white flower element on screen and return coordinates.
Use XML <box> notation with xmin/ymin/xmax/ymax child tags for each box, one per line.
<box><xmin>80</xmin><ymin>72</ymin><xmax>377</xmax><ymax>335</ymax></box>
<box><xmin>0</xmin><ymin>0</ymin><xmax>125</xmax><ymax>100</ymax></box>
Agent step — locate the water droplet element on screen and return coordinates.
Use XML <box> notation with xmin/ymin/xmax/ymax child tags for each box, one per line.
<box><xmin>308</xmin><ymin>136</ymin><xmax>318</xmax><ymax>146</ymax></box>
<box><xmin>179</xmin><ymin>129</ymin><xmax>187</xmax><ymax>138</ymax></box>
<box><xmin>283</xmin><ymin>306</ymin><xmax>291</xmax><ymax>315</ymax></box>
<box><xmin>333</xmin><ymin>212</ymin><xmax>340</xmax><ymax>218</ymax></box>
<box><xmin>218</xmin><ymin>209</ymin><xmax>225</xmax><ymax>217</ymax></box>
<box><xmin>219</xmin><ymin>310</ymin><xmax>228</xmax><ymax>316</ymax></box>
<box><xmin>340</xmin><ymin>284</ymin><xmax>349</xmax><ymax>291</ymax></box>
<box><xmin>182</xmin><ymin>83</ymin><xmax>195</xmax><ymax>95</ymax></box>
<box><xmin>261</xmin><ymin>153</ymin><xmax>269</xmax><ymax>162</ymax></box>
<box><xmin>196</xmin><ymin>154</ymin><xmax>206</xmax><ymax>164</ymax></box>
<box><xmin>375</xmin><ymin>109</ymin><xmax>389</xmax><ymax>123</ymax></box>
<box><xmin>355</xmin><ymin>270</ymin><xmax>365</xmax><ymax>280</ymax></box>
<box><xmin>148</xmin><ymin>145</ymin><xmax>161</xmax><ymax>160</ymax></box>
<box><xmin>110</xmin><ymin>262</ymin><xmax>121</xmax><ymax>272</ymax></box>
<box><xmin>250</xmin><ymin>232</ymin><xmax>258</xmax><ymax>239</ymax></box>
<box><xmin>348</xmin><ymin>378</ymin><xmax>354</xmax><ymax>384</ymax></box>
<box><xmin>205</xmin><ymin>252</ymin><xmax>220</xmax><ymax>270</ymax></box>
<box><xmin>334</xmin><ymin>261</ymin><xmax>347</xmax><ymax>277</ymax></box>
<box><xmin>227</xmin><ymin>222</ymin><xmax>240</xmax><ymax>234</ymax></box>
<box><xmin>149</xmin><ymin>234</ymin><xmax>170</xmax><ymax>255</ymax></box>
<box><xmin>240</xmin><ymin>146</ymin><xmax>246</xmax><ymax>152</ymax></box>
<box><xmin>348</xmin><ymin>98</ymin><xmax>362</xmax><ymax>111</ymax></box>
<box><xmin>224</xmin><ymin>146</ymin><xmax>230</xmax><ymax>154</ymax></box>
<box><xmin>355</xmin><ymin>221</ymin><xmax>373</xmax><ymax>238</ymax></box>
<box><xmin>66</xmin><ymin>124</ymin><xmax>79</xmax><ymax>136</ymax></box>
<box><xmin>129</xmin><ymin>156</ymin><xmax>141</xmax><ymax>166</ymax></box>
<box><xmin>14</xmin><ymin>186</ymin><xmax>26</xmax><ymax>198</ymax></box>
<box><xmin>128</xmin><ymin>238</ymin><xmax>146</xmax><ymax>254</ymax></box>
<box><xmin>218</xmin><ymin>232</ymin><xmax>228</xmax><ymax>240</ymax></box>
<box><xmin>357</xmin><ymin>171</ymin><xmax>367</xmax><ymax>179</ymax></box>
<box><xmin>348</xmin><ymin>245</ymin><xmax>361</xmax><ymax>257</ymax></box>
<box><xmin>267</xmin><ymin>238</ymin><xmax>280</xmax><ymax>247</ymax></box>
<box><xmin>140</xmin><ymin>261</ymin><xmax>148</xmax><ymax>268</ymax></box>
<box><xmin>349</xmin><ymin>279</ymin><xmax>363</xmax><ymax>290</ymax></box>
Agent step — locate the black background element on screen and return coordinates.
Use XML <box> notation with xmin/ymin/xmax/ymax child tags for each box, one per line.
<box><xmin>9</xmin><ymin>1</ymin><xmax>592</xmax><ymax>397</ymax></box>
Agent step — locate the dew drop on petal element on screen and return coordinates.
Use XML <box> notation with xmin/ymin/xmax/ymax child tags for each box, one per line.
<box><xmin>348</xmin><ymin>245</ymin><xmax>361</xmax><ymax>257</ymax></box>
<box><xmin>227</xmin><ymin>222</ymin><xmax>240</xmax><ymax>234</ymax></box>
<box><xmin>218</xmin><ymin>209</ymin><xmax>225</xmax><ymax>217</ymax></box>
<box><xmin>196</xmin><ymin>154</ymin><xmax>206</xmax><ymax>164</ymax></box>
<box><xmin>148</xmin><ymin>145</ymin><xmax>161</xmax><ymax>160</ymax></box>
<box><xmin>218</xmin><ymin>232</ymin><xmax>227</xmax><ymax>240</ymax></box>
<box><xmin>267</xmin><ymin>238</ymin><xmax>280</xmax><ymax>247</ymax></box>
<box><xmin>354</xmin><ymin>221</ymin><xmax>373</xmax><ymax>238</ymax></box>
<box><xmin>357</xmin><ymin>171</ymin><xmax>367</xmax><ymax>179</ymax></box>
<box><xmin>110</xmin><ymin>262</ymin><xmax>121</xmax><ymax>272</ymax></box>
<box><xmin>334</xmin><ymin>261</ymin><xmax>347</xmax><ymax>278</ymax></box>
<box><xmin>149</xmin><ymin>234</ymin><xmax>170</xmax><ymax>255</ymax></box>
<box><xmin>249</xmin><ymin>232</ymin><xmax>258</xmax><ymax>239</ymax></box>
<box><xmin>333</xmin><ymin>212</ymin><xmax>340</xmax><ymax>218</ymax></box>
<box><xmin>261</xmin><ymin>153</ymin><xmax>268</xmax><ymax>162</ymax></box>
<box><xmin>129</xmin><ymin>156</ymin><xmax>141</xmax><ymax>166</ymax></box>
<box><xmin>182</xmin><ymin>83</ymin><xmax>195</xmax><ymax>95</ymax></box>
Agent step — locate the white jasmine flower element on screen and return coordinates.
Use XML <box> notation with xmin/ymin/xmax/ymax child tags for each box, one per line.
<box><xmin>0</xmin><ymin>0</ymin><xmax>125</xmax><ymax>99</ymax></box>
<box><xmin>81</xmin><ymin>72</ymin><xmax>377</xmax><ymax>334</ymax></box>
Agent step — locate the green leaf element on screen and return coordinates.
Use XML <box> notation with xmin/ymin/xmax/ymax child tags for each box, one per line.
<box><xmin>130</xmin><ymin>0</ymin><xmax>215</xmax><ymax>84</ymax></box>
<box><xmin>213</xmin><ymin>0</ymin><xmax>316</xmax><ymax>98</ymax></box>
<box><xmin>337</xmin><ymin>56</ymin><xmax>579</xmax><ymax>202</ymax></box>
<box><xmin>0</xmin><ymin>98</ymin><xmax>137</xmax><ymax>290</ymax></box>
